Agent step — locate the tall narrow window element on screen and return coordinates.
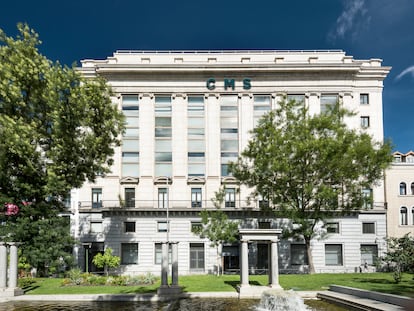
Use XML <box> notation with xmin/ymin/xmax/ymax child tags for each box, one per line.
<box><xmin>360</xmin><ymin>116</ymin><xmax>370</xmax><ymax>128</ymax></box>
<box><xmin>253</xmin><ymin>95</ymin><xmax>271</xmax><ymax>127</ymax></box>
<box><xmin>158</xmin><ymin>188</ymin><xmax>168</xmax><ymax>209</ymax></box>
<box><xmin>400</xmin><ymin>207</ymin><xmax>408</xmax><ymax>225</ymax></box>
<box><xmin>362</xmin><ymin>188</ymin><xmax>373</xmax><ymax>209</ymax></box>
<box><xmin>188</xmin><ymin>96</ymin><xmax>205</xmax><ymax>176</ymax></box>
<box><xmin>400</xmin><ymin>182</ymin><xmax>407</xmax><ymax>195</ymax></box>
<box><xmin>362</xmin><ymin>222</ymin><xmax>375</xmax><ymax>234</ymax></box>
<box><xmin>320</xmin><ymin>95</ymin><xmax>338</xmax><ymax>114</ymax></box>
<box><xmin>191</xmin><ymin>188</ymin><xmax>202</xmax><ymax>208</ymax></box>
<box><xmin>122</xmin><ymin>95</ymin><xmax>139</xmax><ymax>177</ymax></box>
<box><xmin>220</xmin><ymin>96</ymin><xmax>238</xmax><ymax>176</ymax></box>
<box><xmin>154</xmin><ymin>243</ymin><xmax>172</xmax><ymax>264</ymax></box>
<box><xmin>325</xmin><ymin>244</ymin><xmax>343</xmax><ymax>266</ymax></box>
<box><xmin>190</xmin><ymin>243</ymin><xmax>205</xmax><ymax>271</ymax></box>
<box><xmin>360</xmin><ymin>245</ymin><xmax>377</xmax><ymax>265</ymax></box>
<box><xmin>91</xmin><ymin>188</ymin><xmax>102</xmax><ymax>208</ymax></box>
<box><xmin>225</xmin><ymin>188</ymin><xmax>236</xmax><ymax>208</ymax></box>
<box><xmin>125</xmin><ymin>188</ymin><xmax>135</xmax><ymax>208</ymax></box>
<box><xmin>360</xmin><ymin>94</ymin><xmax>369</xmax><ymax>105</ymax></box>
<box><xmin>155</xmin><ymin>96</ymin><xmax>172</xmax><ymax>177</ymax></box>
<box><xmin>411</xmin><ymin>183</ymin><xmax>414</xmax><ymax>195</ymax></box>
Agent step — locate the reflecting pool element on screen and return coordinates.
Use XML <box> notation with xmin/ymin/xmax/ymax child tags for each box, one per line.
<box><xmin>0</xmin><ymin>299</ymin><xmax>348</xmax><ymax>311</ymax></box>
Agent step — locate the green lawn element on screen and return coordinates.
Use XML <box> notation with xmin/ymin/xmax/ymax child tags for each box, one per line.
<box><xmin>23</xmin><ymin>273</ymin><xmax>414</xmax><ymax>298</ymax></box>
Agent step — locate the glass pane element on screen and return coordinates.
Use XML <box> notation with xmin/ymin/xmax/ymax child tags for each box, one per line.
<box><xmin>122</xmin><ymin>152</ymin><xmax>139</xmax><ymax>162</ymax></box>
<box><xmin>155</xmin><ymin>140</ymin><xmax>172</xmax><ymax>152</ymax></box>
<box><xmin>155</xmin><ymin>164</ymin><xmax>172</xmax><ymax>176</ymax></box>
<box><xmin>188</xmin><ymin>140</ymin><xmax>205</xmax><ymax>152</ymax></box>
<box><xmin>122</xmin><ymin>163</ymin><xmax>139</xmax><ymax>177</ymax></box>
<box><xmin>221</xmin><ymin>140</ymin><xmax>238</xmax><ymax>151</ymax></box>
<box><xmin>155</xmin><ymin>128</ymin><xmax>172</xmax><ymax>137</ymax></box>
<box><xmin>155</xmin><ymin>152</ymin><xmax>172</xmax><ymax>162</ymax></box>
<box><xmin>125</xmin><ymin>116</ymin><xmax>139</xmax><ymax>127</ymax></box>
<box><xmin>188</xmin><ymin>117</ymin><xmax>204</xmax><ymax>127</ymax></box>
<box><xmin>155</xmin><ymin>117</ymin><xmax>172</xmax><ymax>127</ymax></box>
<box><xmin>122</xmin><ymin>139</ymin><xmax>139</xmax><ymax>151</ymax></box>
<box><xmin>188</xmin><ymin>164</ymin><xmax>205</xmax><ymax>176</ymax></box>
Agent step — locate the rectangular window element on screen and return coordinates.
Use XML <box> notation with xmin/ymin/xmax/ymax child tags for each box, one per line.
<box><xmin>155</xmin><ymin>96</ymin><xmax>172</xmax><ymax>177</ymax></box>
<box><xmin>360</xmin><ymin>116</ymin><xmax>370</xmax><ymax>128</ymax></box>
<box><xmin>360</xmin><ymin>244</ymin><xmax>378</xmax><ymax>265</ymax></box>
<box><xmin>325</xmin><ymin>244</ymin><xmax>343</xmax><ymax>266</ymax></box>
<box><xmin>125</xmin><ymin>188</ymin><xmax>135</xmax><ymax>208</ymax></box>
<box><xmin>157</xmin><ymin>221</ymin><xmax>168</xmax><ymax>232</ymax></box>
<box><xmin>290</xmin><ymin>244</ymin><xmax>308</xmax><ymax>265</ymax></box>
<box><xmin>90</xmin><ymin>222</ymin><xmax>103</xmax><ymax>233</ymax></box>
<box><xmin>191</xmin><ymin>188</ymin><xmax>202</xmax><ymax>208</ymax></box>
<box><xmin>258</xmin><ymin>221</ymin><xmax>271</xmax><ymax>229</ymax></box>
<box><xmin>360</xmin><ymin>94</ymin><xmax>369</xmax><ymax>105</ymax></box>
<box><xmin>124</xmin><ymin>221</ymin><xmax>136</xmax><ymax>233</ymax></box>
<box><xmin>221</xmin><ymin>96</ymin><xmax>238</xmax><ymax>177</ymax></box>
<box><xmin>362</xmin><ymin>222</ymin><xmax>375</xmax><ymax>234</ymax></box>
<box><xmin>190</xmin><ymin>243</ymin><xmax>205</xmax><ymax>270</ymax></box>
<box><xmin>154</xmin><ymin>243</ymin><xmax>172</xmax><ymax>264</ymax></box>
<box><xmin>362</xmin><ymin>188</ymin><xmax>373</xmax><ymax>209</ymax></box>
<box><xmin>326</xmin><ymin>222</ymin><xmax>340</xmax><ymax>234</ymax></box>
<box><xmin>122</xmin><ymin>95</ymin><xmax>139</xmax><ymax>178</ymax></box>
<box><xmin>121</xmin><ymin>243</ymin><xmax>138</xmax><ymax>264</ymax></box>
<box><xmin>91</xmin><ymin>188</ymin><xmax>102</xmax><ymax>208</ymax></box>
<box><xmin>225</xmin><ymin>188</ymin><xmax>236</xmax><ymax>208</ymax></box>
<box><xmin>320</xmin><ymin>95</ymin><xmax>338</xmax><ymax>114</ymax></box>
<box><xmin>158</xmin><ymin>188</ymin><xmax>168</xmax><ymax>209</ymax></box>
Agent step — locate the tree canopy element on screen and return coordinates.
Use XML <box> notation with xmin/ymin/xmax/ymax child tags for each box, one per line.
<box><xmin>230</xmin><ymin>98</ymin><xmax>393</xmax><ymax>273</ymax></box>
<box><xmin>0</xmin><ymin>24</ymin><xmax>124</xmax><ymax>273</ymax></box>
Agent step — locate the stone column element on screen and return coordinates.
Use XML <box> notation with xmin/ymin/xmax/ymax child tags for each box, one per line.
<box><xmin>8</xmin><ymin>243</ymin><xmax>18</xmax><ymax>288</ymax></box>
<box><xmin>0</xmin><ymin>242</ymin><xmax>7</xmax><ymax>289</ymax></box>
<box><xmin>160</xmin><ymin>242</ymin><xmax>169</xmax><ymax>287</ymax></box>
<box><xmin>240</xmin><ymin>239</ymin><xmax>249</xmax><ymax>287</ymax></box>
<box><xmin>270</xmin><ymin>239</ymin><xmax>281</xmax><ymax>289</ymax></box>
<box><xmin>171</xmin><ymin>242</ymin><xmax>179</xmax><ymax>286</ymax></box>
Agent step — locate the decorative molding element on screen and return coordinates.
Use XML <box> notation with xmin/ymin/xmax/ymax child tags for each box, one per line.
<box><xmin>187</xmin><ymin>177</ymin><xmax>206</xmax><ymax>185</ymax></box>
<box><xmin>221</xmin><ymin>176</ymin><xmax>239</xmax><ymax>185</ymax></box>
<box><xmin>120</xmin><ymin>177</ymin><xmax>140</xmax><ymax>185</ymax></box>
<box><xmin>154</xmin><ymin>176</ymin><xmax>172</xmax><ymax>185</ymax></box>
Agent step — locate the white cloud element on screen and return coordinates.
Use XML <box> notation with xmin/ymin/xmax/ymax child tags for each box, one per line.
<box><xmin>329</xmin><ymin>0</ymin><xmax>369</xmax><ymax>41</ymax></box>
<box><xmin>395</xmin><ymin>66</ymin><xmax>414</xmax><ymax>81</ymax></box>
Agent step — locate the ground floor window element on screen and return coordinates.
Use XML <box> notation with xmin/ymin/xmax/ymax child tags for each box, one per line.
<box><xmin>360</xmin><ymin>244</ymin><xmax>378</xmax><ymax>265</ymax></box>
<box><xmin>190</xmin><ymin>243</ymin><xmax>205</xmax><ymax>271</ymax></box>
<box><xmin>325</xmin><ymin>244</ymin><xmax>343</xmax><ymax>266</ymax></box>
<box><xmin>290</xmin><ymin>244</ymin><xmax>308</xmax><ymax>265</ymax></box>
<box><xmin>154</xmin><ymin>243</ymin><xmax>172</xmax><ymax>264</ymax></box>
<box><xmin>121</xmin><ymin>243</ymin><xmax>138</xmax><ymax>264</ymax></box>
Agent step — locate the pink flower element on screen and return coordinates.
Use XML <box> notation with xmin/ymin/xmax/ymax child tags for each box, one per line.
<box><xmin>5</xmin><ymin>203</ymin><xmax>19</xmax><ymax>216</ymax></box>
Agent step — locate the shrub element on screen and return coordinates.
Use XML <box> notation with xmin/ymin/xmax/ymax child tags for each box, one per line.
<box><xmin>18</xmin><ymin>277</ymin><xmax>36</xmax><ymax>288</ymax></box>
<box><xmin>66</xmin><ymin>268</ymin><xmax>83</xmax><ymax>285</ymax></box>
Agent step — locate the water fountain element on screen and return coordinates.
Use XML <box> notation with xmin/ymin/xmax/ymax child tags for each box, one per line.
<box><xmin>255</xmin><ymin>289</ymin><xmax>309</xmax><ymax>311</ymax></box>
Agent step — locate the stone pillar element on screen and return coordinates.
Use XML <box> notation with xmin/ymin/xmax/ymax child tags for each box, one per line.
<box><xmin>8</xmin><ymin>243</ymin><xmax>18</xmax><ymax>289</ymax></box>
<box><xmin>0</xmin><ymin>242</ymin><xmax>7</xmax><ymax>289</ymax></box>
<box><xmin>270</xmin><ymin>239</ymin><xmax>281</xmax><ymax>289</ymax></box>
<box><xmin>160</xmin><ymin>242</ymin><xmax>169</xmax><ymax>287</ymax></box>
<box><xmin>240</xmin><ymin>239</ymin><xmax>249</xmax><ymax>287</ymax></box>
<box><xmin>171</xmin><ymin>242</ymin><xmax>179</xmax><ymax>286</ymax></box>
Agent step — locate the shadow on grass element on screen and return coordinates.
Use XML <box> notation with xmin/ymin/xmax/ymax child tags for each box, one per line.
<box><xmin>224</xmin><ymin>280</ymin><xmax>261</xmax><ymax>290</ymax></box>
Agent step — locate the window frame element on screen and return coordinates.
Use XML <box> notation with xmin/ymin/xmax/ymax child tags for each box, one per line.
<box><xmin>124</xmin><ymin>221</ymin><xmax>136</xmax><ymax>233</ymax></box>
<box><xmin>121</xmin><ymin>243</ymin><xmax>139</xmax><ymax>265</ymax></box>
<box><xmin>362</xmin><ymin>222</ymin><xmax>375</xmax><ymax>234</ymax></box>
<box><xmin>325</xmin><ymin>244</ymin><xmax>343</xmax><ymax>266</ymax></box>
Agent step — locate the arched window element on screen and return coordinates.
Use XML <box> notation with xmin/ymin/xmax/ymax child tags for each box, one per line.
<box><xmin>400</xmin><ymin>207</ymin><xmax>408</xmax><ymax>225</ymax></box>
<box><xmin>399</xmin><ymin>182</ymin><xmax>407</xmax><ymax>195</ymax></box>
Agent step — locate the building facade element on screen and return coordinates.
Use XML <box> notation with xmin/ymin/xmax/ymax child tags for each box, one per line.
<box><xmin>385</xmin><ymin>152</ymin><xmax>414</xmax><ymax>238</ymax></box>
<box><xmin>70</xmin><ymin>50</ymin><xmax>390</xmax><ymax>275</ymax></box>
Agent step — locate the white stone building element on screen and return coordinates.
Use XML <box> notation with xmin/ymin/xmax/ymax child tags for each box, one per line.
<box><xmin>70</xmin><ymin>50</ymin><xmax>390</xmax><ymax>275</ymax></box>
<box><xmin>384</xmin><ymin>152</ymin><xmax>414</xmax><ymax>238</ymax></box>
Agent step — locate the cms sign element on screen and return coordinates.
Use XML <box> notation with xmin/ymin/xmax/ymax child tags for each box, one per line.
<box><xmin>206</xmin><ymin>78</ymin><xmax>251</xmax><ymax>91</ymax></box>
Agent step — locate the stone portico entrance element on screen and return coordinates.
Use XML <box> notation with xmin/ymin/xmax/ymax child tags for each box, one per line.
<box><xmin>238</xmin><ymin>229</ymin><xmax>282</xmax><ymax>297</ymax></box>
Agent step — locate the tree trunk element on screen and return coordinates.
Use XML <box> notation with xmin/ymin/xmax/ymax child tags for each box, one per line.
<box><xmin>305</xmin><ymin>238</ymin><xmax>315</xmax><ymax>274</ymax></box>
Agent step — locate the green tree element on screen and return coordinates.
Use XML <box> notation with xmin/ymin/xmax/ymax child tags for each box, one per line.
<box><xmin>193</xmin><ymin>188</ymin><xmax>239</xmax><ymax>275</ymax></box>
<box><xmin>382</xmin><ymin>234</ymin><xmax>414</xmax><ymax>283</ymax></box>
<box><xmin>0</xmin><ymin>24</ymin><xmax>124</xmax><ymax>273</ymax></box>
<box><xmin>92</xmin><ymin>247</ymin><xmax>121</xmax><ymax>276</ymax></box>
<box><xmin>230</xmin><ymin>98</ymin><xmax>392</xmax><ymax>273</ymax></box>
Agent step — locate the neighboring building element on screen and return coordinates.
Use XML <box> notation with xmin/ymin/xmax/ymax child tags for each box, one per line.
<box><xmin>385</xmin><ymin>151</ymin><xmax>414</xmax><ymax>238</ymax></box>
<box><xmin>70</xmin><ymin>50</ymin><xmax>390</xmax><ymax>275</ymax></box>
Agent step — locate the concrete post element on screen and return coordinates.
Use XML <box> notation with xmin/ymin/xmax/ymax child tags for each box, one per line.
<box><xmin>270</xmin><ymin>239</ymin><xmax>281</xmax><ymax>289</ymax></box>
<box><xmin>171</xmin><ymin>242</ymin><xmax>179</xmax><ymax>286</ymax></box>
<box><xmin>240</xmin><ymin>239</ymin><xmax>249</xmax><ymax>287</ymax></box>
<box><xmin>0</xmin><ymin>242</ymin><xmax>7</xmax><ymax>289</ymax></box>
<box><xmin>8</xmin><ymin>243</ymin><xmax>18</xmax><ymax>288</ymax></box>
<box><xmin>160</xmin><ymin>242</ymin><xmax>169</xmax><ymax>287</ymax></box>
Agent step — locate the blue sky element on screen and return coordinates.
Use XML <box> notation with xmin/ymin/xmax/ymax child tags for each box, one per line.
<box><xmin>1</xmin><ymin>0</ymin><xmax>413</xmax><ymax>151</ymax></box>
